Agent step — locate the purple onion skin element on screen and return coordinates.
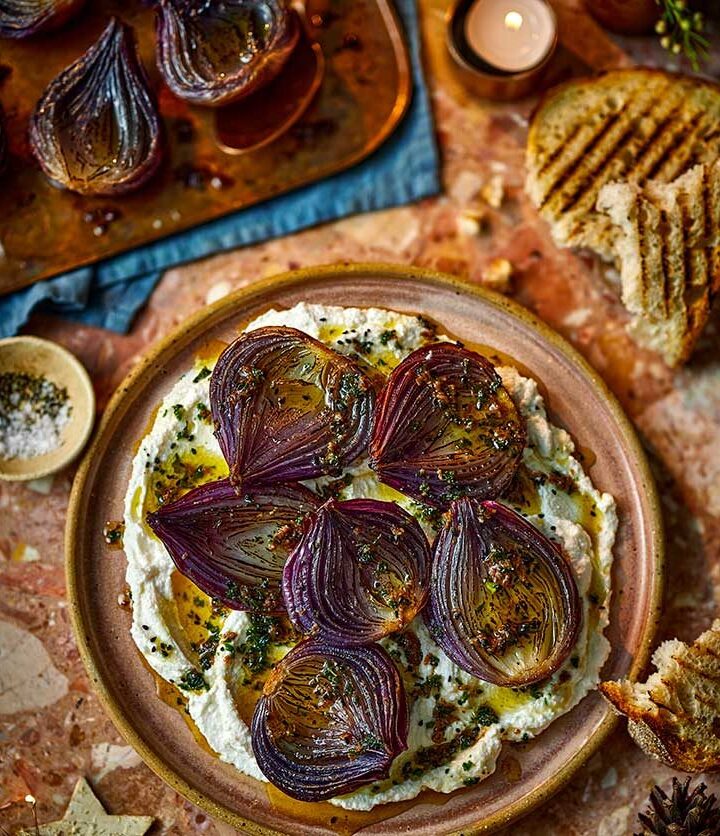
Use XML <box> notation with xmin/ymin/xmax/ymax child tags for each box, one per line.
<box><xmin>30</xmin><ymin>18</ymin><xmax>163</xmax><ymax>196</ymax></box>
<box><xmin>282</xmin><ymin>498</ymin><xmax>431</xmax><ymax>645</ymax></box>
<box><xmin>425</xmin><ymin>498</ymin><xmax>582</xmax><ymax>687</ymax></box>
<box><xmin>146</xmin><ymin>478</ymin><xmax>320</xmax><ymax>612</ymax></box>
<box><xmin>369</xmin><ymin>343</ymin><xmax>526</xmax><ymax>509</ymax></box>
<box><xmin>0</xmin><ymin>0</ymin><xmax>86</xmax><ymax>38</ymax></box>
<box><xmin>251</xmin><ymin>639</ymin><xmax>408</xmax><ymax>801</ymax></box>
<box><xmin>210</xmin><ymin>327</ymin><xmax>375</xmax><ymax>490</ymax></box>
<box><xmin>155</xmin><ymin>0</ymin><xmax>299</xmax><ymax>107</ymax></box>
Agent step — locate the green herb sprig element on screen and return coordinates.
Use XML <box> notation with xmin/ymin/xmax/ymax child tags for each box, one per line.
<box><xmin>656</xmin><ymin>0</ymin><xmax>709</xmax><ymax>71</ymax></box>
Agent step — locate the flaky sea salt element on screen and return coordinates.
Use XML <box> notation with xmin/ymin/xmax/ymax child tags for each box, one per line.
<box><xmin>0</xmin><ymin>372</ymin><xmax>72</xmax><ymax>460</ymax></box>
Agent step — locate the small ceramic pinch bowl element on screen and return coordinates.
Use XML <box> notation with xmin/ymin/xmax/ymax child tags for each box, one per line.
<box><xmin>0</xmin><ymin>336</ymin><xmax>95</xmax><ymax>481</ymax></box>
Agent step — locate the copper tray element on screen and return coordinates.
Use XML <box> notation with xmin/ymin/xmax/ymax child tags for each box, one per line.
<box><xmin>66</xmin><ymin>264</ymin><xmax>663</xmax><ymax>835</ymax></box>
<box><xmin>0</xmin><ymin>2</ymin><xmax>411</xmax><ymax>295</ymax></box>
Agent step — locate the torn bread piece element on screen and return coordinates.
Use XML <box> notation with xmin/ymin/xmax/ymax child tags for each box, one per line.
<box><xmin>526</xmin><ymin>69</ymin><xmax>720</xmax><ymax>260</ymax></box>
<box><xmin>596</xmin><ymin>161</ymin><xmax>720</xmax><ymax>367</ymax></box>
<box><xmin>600</xmin><ymin>620</ymin><xmax>720</xmax><ymax>773</ymax></box>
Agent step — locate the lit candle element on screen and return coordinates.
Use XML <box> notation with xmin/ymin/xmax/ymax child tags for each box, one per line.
<box><xmin>446</xmin><ymin>0</ymin><xmax>558</xmax><ymax>100</ymax></box>
<box><xmin>464</xmin><ymin>0</ymin><xmax>556</xmax><ymax>73</ymax></box>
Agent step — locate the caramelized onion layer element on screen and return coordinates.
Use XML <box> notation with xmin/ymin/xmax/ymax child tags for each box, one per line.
<box><xmin>147</xmin><ymin>478</ymin><xmax>320</xmax><ymax>612</ymax></box>
<box><xmin>156</xmin><ymin>0</ymin><xmax>299</xmax><ymax>106</ymax></box>
<box><xmin>425</xmin><ymin>498</ymin><xmax>581</xmax><ymax>686</ymax></box>
<box><xmin>210</xmin><ymin>326</ymin><xmax>375</xmax><ymax>489</ymax></box>
<box><xmin>0</xmin><ymin>0</ymin><xmax>85</xmax><ymax>38</ymax></box>
<box><xmin>251</xmin><ymin>639</ymin><xmax>408</xmax><ymax>800</ymax></box>
<box><xmin>369</xmin><ymin>343</ymin><xmax>525</xmax><ymax>507</ymax></box>
<box><xmin>283</xmin><ymin>498</ymin><xmax>431</xmax><ymax>644</ymax></box>
<box><xmin>30</xmin><ymin>18</ymin><xmax>163</xmax><ymax>195</ymax></box>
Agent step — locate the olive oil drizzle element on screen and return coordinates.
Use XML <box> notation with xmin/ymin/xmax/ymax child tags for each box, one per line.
<box><xmin>130</xmin><ymin>322</ymin><xmax>607</xmax><ymax>817</ymax></box>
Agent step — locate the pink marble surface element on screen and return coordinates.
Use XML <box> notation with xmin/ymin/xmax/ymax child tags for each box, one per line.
<box><xmin>1</xmin><ymin>2</ymin><xmax>719</xmax><ymax>834</ymax></box>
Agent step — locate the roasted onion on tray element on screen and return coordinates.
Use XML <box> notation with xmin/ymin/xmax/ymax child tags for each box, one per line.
<box><xmin>283</xmin><ymin>498</ymin><xmax>431</xmax><ymax>644</ymax></box>
<box><xmin>426</xmin><ymin>498</ymin><xmax>581</xmax><ymax>687</ymax></box>
<box><xmin>30</xmin><ymin>17</ymin><xmax>163</xmax><ymax>196</ymax></box>
<box><xmin>147</xmin><ymin>478</ymin><xmax>319</xmax><ymax>612</ymax></box>
<box><xmin>0</xmin><ymin>0</ymin><xmax>85</xmax><ymax>38</ymax></box>
<box><xmin>251</xmin><ymin>639</ymin><xmax>408</xmax><ymax>801</ymax></box>
<box><xmin>155</xmin><ymin>0</ymin><xmax>299</xmax><ymax>106</ymax></box>
<box><xmin>210</xmin><ymin>327</ymin><xmax>375</xmax><ymax>489</ymax></box>
<box><xmin>369</xmin><ymin>343</ymin><xmax>525</xmax><ymax>508</ymax></box>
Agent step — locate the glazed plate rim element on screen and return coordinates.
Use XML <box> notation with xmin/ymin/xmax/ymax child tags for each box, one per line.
<box><xmin>65</xmin><ymin>263</ymin><xmax>664</xmax><ymax>835</ymax></box>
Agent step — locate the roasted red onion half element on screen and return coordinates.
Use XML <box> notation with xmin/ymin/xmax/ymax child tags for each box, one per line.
<box><xmin>155</xmin><ymin>0</ymin><xmax>299</xmax><ymax>107</ymax></box>
<box><xmin>425</xmin><ymin>499</ymin><xmax>581</xmax><ymax>687</ymax></box>
<box><xmin>0</xmin><ymin>0</ymin><xmax>85</xmax><ymax>38</ymax></box>
<box><xmin>147</xmin><ymin>478</ymin><xmax>320</xmax><ymax>612</ymax></box>
<box><xmin>251</xmin><ymin>639</ymin><xmax>408</xmax><ymax>801</ymax></box>
<box><xmin>30</xmin><ymin>18</ymin><xmax>163</xmax><ymax>196</ymax></box>
<box><xmin>369</xmin><ymin>343</ymin><xmax>525</xmax><ymax>507</ymax></box>
<box><xmin>283</xmin><ymin>499</ymin><xmax>431</xmax><ymax>644</ymax></box>
<box><xmin>210</xmin><ymin>327</ymin><xmax>375</xmax><ymax>488</ymax></box>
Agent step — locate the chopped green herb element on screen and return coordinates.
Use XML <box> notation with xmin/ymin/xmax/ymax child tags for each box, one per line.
<box><xmin>178</xmin><ymin>668</ymin><xmax>208</xmax><ymax>692</ymax></box>
<box><xmin>473</xmin><ymin>705</ymin><xmax>499</xmax><ymax>727</ymax></box>
<box><xmin>193</xmin><ymin>366</ymin><xmax>211</xmax><ymax>383</ymax></box>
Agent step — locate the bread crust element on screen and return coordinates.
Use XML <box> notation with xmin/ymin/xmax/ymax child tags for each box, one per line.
<box><xmin>596</xmin><ymin>163</ymin><xmax>720</xmax><ymax>366</ymax></box>
<box><xmin>600</xmin><ymin>620</ymin><xmax>720</xmax><ymax>773</ymax></box>
<box><xmin>527</xmin><ymin>68</ymin><xmax>720</xmax><ymax>366</ymax></box>
<box><xmin>527</xmin><ymin>69</ymin><xmax>720</xmax><ymax>258</ymax></box>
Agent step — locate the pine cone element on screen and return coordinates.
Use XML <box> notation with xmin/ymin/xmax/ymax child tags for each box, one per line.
<box><xmin>636</xmin><ymin>778</ymin><xmax>720</xmax><ymax>836</ymax></box>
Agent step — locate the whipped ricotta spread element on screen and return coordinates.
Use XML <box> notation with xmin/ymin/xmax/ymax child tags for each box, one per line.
<box><xmin>123</xmin><ymin>303</ymin><xmax>617</xmax><ymax>810</ymax></box>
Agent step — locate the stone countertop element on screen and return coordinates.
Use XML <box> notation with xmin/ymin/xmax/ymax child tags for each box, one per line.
<box><xmin>1</xmin><ymin>1</ymin><xmax>719</xmax><ymax>834</ymax></box>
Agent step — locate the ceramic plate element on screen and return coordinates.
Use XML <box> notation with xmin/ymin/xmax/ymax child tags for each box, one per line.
<box><xmin>66</xmin><ymin>264</ymin><xmax>663</xmax><ymax>835</ymax></box>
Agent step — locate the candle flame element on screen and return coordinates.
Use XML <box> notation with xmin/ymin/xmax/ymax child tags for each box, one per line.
<box><xmin>504</xmin><ymin>11</ymin><xmax>523</xmax><ymax>31</ymax></box>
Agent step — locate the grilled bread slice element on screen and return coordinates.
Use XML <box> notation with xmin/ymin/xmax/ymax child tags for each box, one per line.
<box><xmin>600</xmin><ymin>620</ymin><xmax>720</xmax><ymax>773</ymax></box>
<box><xmin>596</xmin><ymin>162</ymin><xmax>720</xmax><ymax>367</ymax></box>
<box><xmin>526</xmin><ymin>69</ymin><xmax>720</xmax><ymax>260</ymax></box>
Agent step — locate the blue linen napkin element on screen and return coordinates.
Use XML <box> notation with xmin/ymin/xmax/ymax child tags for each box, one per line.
<box><xmin>0</xmin><ymin>0</ymin><xmax>440</xmax><ymax>338</ymax></box>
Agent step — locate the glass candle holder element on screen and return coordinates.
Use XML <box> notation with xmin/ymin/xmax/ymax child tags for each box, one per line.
<box><xmin>447</xmin><ymin>0</ymin><xmax>559</xmax><ymax>101</ymax></box>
